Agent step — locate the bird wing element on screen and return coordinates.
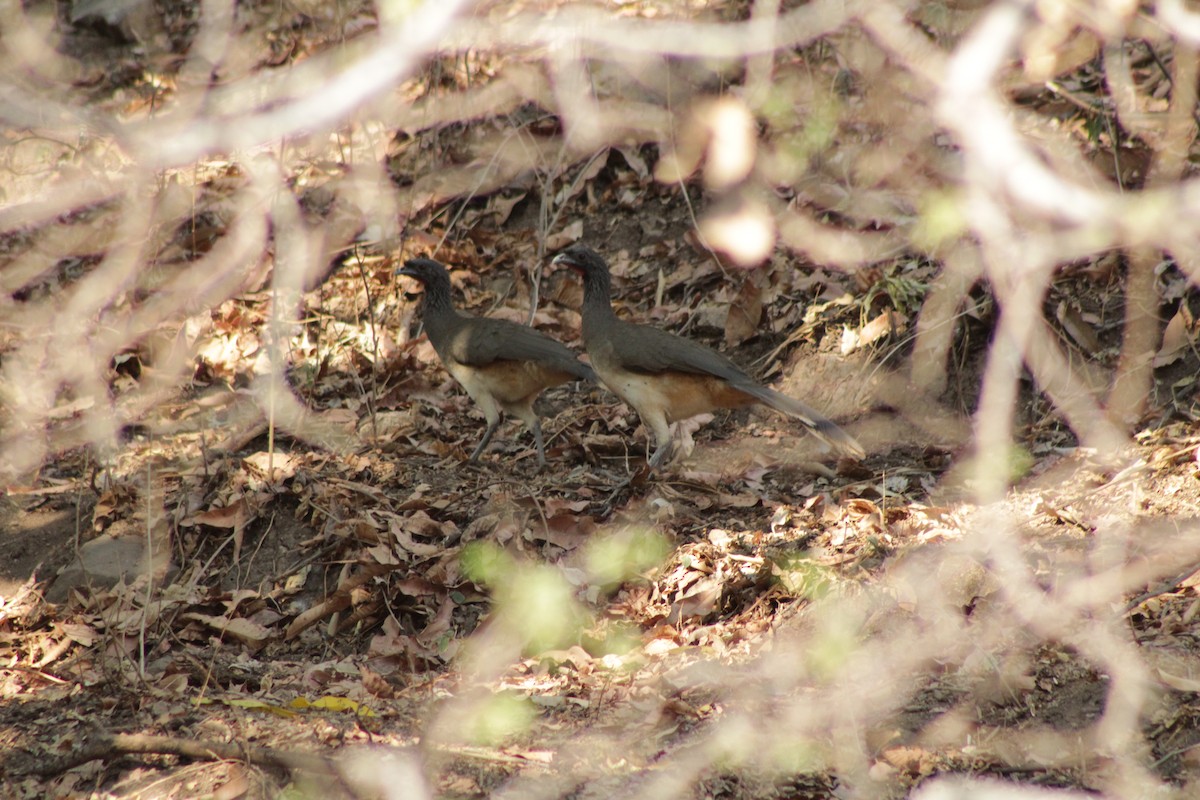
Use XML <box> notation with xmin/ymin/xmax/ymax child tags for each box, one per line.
<box><xmin>606</xmin><ymin>319</ymin><xmax>864</xmax><ymax>457</ymax></box>
<box><xmin>447</xmin><ymin>317</ymin><xmax>596</xmax><ymax>382</ymax></box>
<box><xmin>607</xmin><ymin>319</ymin><xmax>752</xmax><ymax>384</ymax></box>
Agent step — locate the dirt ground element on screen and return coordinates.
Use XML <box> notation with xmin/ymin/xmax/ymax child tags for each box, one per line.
<box><xmin>5</xmin><ymin>2</ymin><xmax>1200</xmax><ymax>799</ymax></box>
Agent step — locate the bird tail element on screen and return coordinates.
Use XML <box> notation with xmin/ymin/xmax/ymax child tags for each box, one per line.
<box><xmin>575</xmin><ymin>362</ymin><xmax>599</xmax><ymax>384</ymax></box>
<box><xmin>741</xmin><ymin>384</ymin><xmax>865</xmax><ymax>459</ymax></box>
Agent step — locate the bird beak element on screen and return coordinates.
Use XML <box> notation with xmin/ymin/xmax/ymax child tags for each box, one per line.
<box><xmin>397</xmin><ymin>259</ymin><xmax>425</xmax><ymax>280</ymax></box>
<box><xmin>396</xmin><ymin>266</ymin><xmax>424</xmax><ymax>295</ymax></box>
<box><xmin>550</xmin><ymin>252</ymin><xmax>579</xmax><ymax>272</ymax></box>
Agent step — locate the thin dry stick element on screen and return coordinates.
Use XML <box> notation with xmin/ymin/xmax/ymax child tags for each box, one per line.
<box><xmin>1108</xmin><ymin>42</ymin><xmax>1200</xmax><ymax>425</ymax></box>
<box><xmin>355</xmin><ymin>247</ymin><xmax>381</xmax><ymax>443</ymax></box>
<box><xmin>909</xmin><ymin>240</ymin><xmax>984</xmax><ymax>395</ymax></box>
<box><xmin>26</xmin><ymin>732</ymin><xmax>338</xmax><ymax>778</ymax></box>
<box><xmin>140</xmin><ymin>463</ymin><xmax>152</xmax><ymax>680</ymax></box>
<box><xmin>285</xmin><ymin>562</ymin><xmax>403</xmax><ymax>640</ymax></box>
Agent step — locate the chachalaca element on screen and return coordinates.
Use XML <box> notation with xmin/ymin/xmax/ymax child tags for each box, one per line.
<box><xmin>398</xmin><ymin>257</ymin><xmax>597</xmax><ymax>467</ymax></box>
<box><xmin>551</xmin><ymin>244</ymin><xmax>865</xmax><ymax>467</ymax></box>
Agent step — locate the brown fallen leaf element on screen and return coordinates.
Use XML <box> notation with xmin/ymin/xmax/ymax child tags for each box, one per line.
<box><xmin>183</xmin><ymin>612</ymin><xmax>272</xmax><ymax>650</ymax></box>
<box><xmin>242</xmin><ymin>450</ymin><xmax>300</xmax><ymax>481</ymax></box>
<box><xmin>615</xmin><ymin>146</ymin><xmax>649</xmax><ymax>179</ymax></box>
<box><xmin>880</xmin><ymin>744</ymin><xmax>930</xmax><ymax>774</ymax></box>
<box><xmin>359</xmin><ymin>664</ymin><xmax>395</xmax><ymax>699</ymax></box>
<box><xmin>667</xmin><ymin>575</ymin><xmax>722</xmax><ymax>623</ymax></box>
<box><xmin>1056</xmin><ymin>301</ymin><xmax>1104</xmax><ymax>356</ymax></box>
<box><xmin>390</xmin><ymin>513</ymin><xmax>455</xmax><ymax>556</ymax></box>
<box><xmin>186</xmin><ymin>496</ymin><xmax>254</xmax><ymax>562</ymax></box>
<box><xmin>532</xmin><ymin>514</ymin><xmax>596</xmax><ymax>550</ymax></box>
<box><xmin>186</xmin><ymin>498</ymin><xmax>251</xmax><ymax>529</ymax></box>
<box><xmin>715</xmin><ymin>492</ymin><xmax>760</xmax><ymax>508</ymax></box>
<box><xmin>545</xmin><ymin>219</ymin><xmax>584</xmax><ymax>252</ymax></box>
<box><xmin>1154</xmin><ymin>303</ymin><xmax>1195</xmax><ymax>367</ymax></box>
<box><xmin>725</xmin><ymin>269</ymin><xmax>766</xmax><ymax>346</ymax></box>
<box><xmin>841</xmin><ymin>309</ymin><xmax>907</xmax><ymax>354</ymax></box>
<box><xmin>92</xmin><ymin>485</ymin><xmax>136</xmax><ymax>531</ymax></box>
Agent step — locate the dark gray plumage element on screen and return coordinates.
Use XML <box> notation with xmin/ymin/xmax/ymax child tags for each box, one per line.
<box><xmin>399</xmin><ymin>257</ymin><xmax>596</xmax><ymax>467</ymax></box>
<box><xmin>552</xmin><ymin>244</ymin><xmax>864</xmax><ymax>466</ymax></box>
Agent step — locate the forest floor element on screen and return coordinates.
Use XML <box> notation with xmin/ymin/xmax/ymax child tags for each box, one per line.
<box><xmin>5</xmin><ymin>2</ymin><xmax>1200</xmax><ymax>799</ymax></box>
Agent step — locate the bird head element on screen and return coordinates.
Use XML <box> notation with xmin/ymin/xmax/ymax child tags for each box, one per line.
<box><xmin>397</xmin><ymin>257</ymin><xmax>457</xmax><ymax>311</ymax></box>
<box><xmin>551</xmin><ymin>244</ymin><xmax>608</xmax><ymax>278</ymax></box>
<box><xmin>397</xmin><ymin>257</ymin><xmax>449</xmax><ymax>286</ymax></box>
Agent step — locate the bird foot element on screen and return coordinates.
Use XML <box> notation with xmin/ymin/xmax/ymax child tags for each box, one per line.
<box><xmin>599</xmin><ymin>461</ymin><xmax>654</xmax><ymax>515</ymax></box>
<box><xmin>600</xmin><ymin>480</ymin><xmax>632</xmax><ymax>516</ymax></box>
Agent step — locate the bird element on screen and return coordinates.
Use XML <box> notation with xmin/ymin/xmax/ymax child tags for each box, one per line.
<box><xmin>551</xmin><ymin>244</ymin><xmax>865</xmax><ymax>469</ymax></box>
<box><xmin>397</xmin><ymin>257</ymin><xmax>597</xmax><ymax>468</ymax></box>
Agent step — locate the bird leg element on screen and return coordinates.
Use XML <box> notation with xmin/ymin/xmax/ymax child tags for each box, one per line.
<box><xmin>529</xmin><ymin>417</ymin><xmax>547</xmax><ymax>470</ymax></box>
<box><xmin>598</xmin><ymin>439</ymin><xmax>662</xmax><ymax>514</ymax></box>
<box><xmin>597</xmin><ymin>417</ymin><xmax>671</xmax><ymax>515</ymax></box>
<box><xmin>469</xmin><ymin>419</ymin><xmax>500</xmax><ymax>463</ymax></box>
<box><xmin>600</xmin><ymin>470</ymin><xmax>638</xmax><ymax>515</ymax></box>
<box><xmin>646</xmin><ymin>439</ymin><xmax>677</xmax><ymax>471</ymax></box>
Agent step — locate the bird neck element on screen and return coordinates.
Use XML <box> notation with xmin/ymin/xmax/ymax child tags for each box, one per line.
<box><xmin>418</xmin><ymin>281</ymin><xmax>455</xmax><ymax>316</ymax></box>
<box><xmin>579</xmin><ymin>271</ymin><xmax>617</xmax><ymax>339</ymax></box>
<box><xmin>417</xmin><ymin>282</ymin><xmax>464</xmax><ymax>340</ymax></box>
